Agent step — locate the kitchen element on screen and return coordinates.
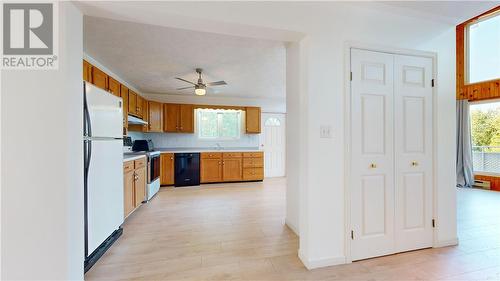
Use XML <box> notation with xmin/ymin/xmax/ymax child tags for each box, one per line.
<box><xmin>82</xmin><ymin>16</ymin><xmax>285</xmax><ymax>272</ymax></box>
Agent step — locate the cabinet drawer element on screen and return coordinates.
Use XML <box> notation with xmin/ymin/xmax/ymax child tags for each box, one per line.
<box><xmin>243</xmin><ymin>168</ymin><xmax>264</xmax><ymax>181</ymax></box>
<box><xmin>223</xmin><ymin>152</ymin><xmax>242</xmax><ymax>159</ymax></box>
<box><xmin>134</xmin><ymin>157</ymin><xmax>146</xmax><ymax>169</ymax></box>
<box><xmin>243</xmin><ymin>157</ymin><xmax>263</xmax><ymax>168</ymax></box>
<box><xmin>201</xmin><ymin>152</ymin><xmax>222</xmax><ymax>159</ymax></box>
<box><xmin>124</xmin><ymin>161</ymin><xmax>134</xmax><ymax>173</ymax></box>
<box><xmin>243</xmin><ymin>152</ymin><xmax>263</xmax><ymax>158</ymax></box>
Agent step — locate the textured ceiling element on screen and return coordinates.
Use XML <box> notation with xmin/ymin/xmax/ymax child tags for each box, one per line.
<box><xmin>84</xmin><ymin>16</ymin><xmax>286</xmax><ymax>98</ymax></box>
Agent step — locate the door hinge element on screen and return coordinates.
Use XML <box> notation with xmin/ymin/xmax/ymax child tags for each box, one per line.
<box><xmin>432</xmin><ymin>219</ymin><xmax>436</xmax><ymax>228</ymax></box>
<box><xmin>350</xmin><ymin>72</ymin><xmax>353</xmax><ymax>81</ymax></box>
<box><xmin>431</xmin><ymin>79</ymin><xmax>435</xmax><ymax>87</ymax></box>
<box><xmin>351</xmin><ymin>230</ymin><xmax>354</xmax><ymax>240</ymax></box>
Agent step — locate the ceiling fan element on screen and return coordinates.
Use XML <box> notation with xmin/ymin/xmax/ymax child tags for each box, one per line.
<box><xmin>175</xmin><ymin>68</ymin><xmax>227</xmax><ymax>96</ymax></box>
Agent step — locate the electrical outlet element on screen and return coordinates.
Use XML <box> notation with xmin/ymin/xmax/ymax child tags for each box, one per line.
<box><xmin>320</xmin><ymin>125</ymin><xmax>332</xmax><ymax>138</ymax></box>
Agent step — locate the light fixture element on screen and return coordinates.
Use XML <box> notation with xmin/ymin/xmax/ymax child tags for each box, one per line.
<box><xmin>195</xmin><ymin>85</ymin><xmax>206</xmax><ymax>96</ymax></box>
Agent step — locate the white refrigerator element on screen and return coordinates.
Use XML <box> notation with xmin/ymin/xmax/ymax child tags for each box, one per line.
<box><xmin>83</xmin><ymin>82</ymin><xmax>124</xmax><ymax>270</ymax></box>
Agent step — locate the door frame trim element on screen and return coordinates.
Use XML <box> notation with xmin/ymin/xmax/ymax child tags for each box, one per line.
<box><xmin>343</xmin><ymin>42</ymin><xmax>438</xmax><ymax>263</ymax></box>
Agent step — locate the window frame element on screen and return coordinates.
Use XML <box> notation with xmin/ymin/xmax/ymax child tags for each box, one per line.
<box><xmin>197</xmin><ymin>108</ymin><xmax>242</xmax><ymax>141</ymax></box>
<box><xmin>456</xmin><ymin>5</ymin><xmax>500</xmax><ymax>101</ymax></box>
<box><xmin>469</xmin><ymin>99</ymin><xmax>500</xmax><ymax>176</ymax></box>
<box><xmin>464</xmin><ymin>10</ymin><xmax>500</xmax><ymax>85</ymax></box>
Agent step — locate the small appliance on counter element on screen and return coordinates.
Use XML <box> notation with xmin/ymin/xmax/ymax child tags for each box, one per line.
<box><xmin>123</xmin><ymin>136</ymin><xmax>133</xmax><ymax>153</ymax></box>
<box><xmin>131</xmin><ymin>139</ymin><xmax>160</xmax><ymax>201</ymax></box>
<box><xmin>175</xmin><ymin>153</ymin><xmax>200</xmax><ymax>187</ymax></box>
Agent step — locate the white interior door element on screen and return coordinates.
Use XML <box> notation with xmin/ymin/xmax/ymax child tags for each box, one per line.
<box><xmin>261</xmin><ymin>113</ymin><xmax>286</xmax><ymax>177</ymax></box>
<box><xmin>394</xmin><ymin>54</ymin><xmax>433</xmax><ymax>252</ymax></box>
<box><xmin>350</xmin><ymin>49</ymin><xmax>396</xmax><ymax>260</ymax></box>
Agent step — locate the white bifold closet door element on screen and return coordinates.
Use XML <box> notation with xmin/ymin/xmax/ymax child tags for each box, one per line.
<box><xmin>350</xmin><ymin>49</ymin><xmax>433</xmax><ymax>261</ymax></box>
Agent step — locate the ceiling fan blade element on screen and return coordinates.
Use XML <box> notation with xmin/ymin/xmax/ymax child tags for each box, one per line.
<box><xmin>175</xmin><ymin>77</ymin><xmax>197</xmax><ymax>85</ymax></box>
<box><xmin>176</xmin><ymin>86</ymin><xmax>195</xmax><ymax>90</ymax></box>
<box><xmin>206</xmin><ymin>81</ymin><xmax>227</xmax><ymax>86</ymax></box>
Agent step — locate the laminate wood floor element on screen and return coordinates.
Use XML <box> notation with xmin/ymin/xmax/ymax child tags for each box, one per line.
<box><xmin>86</xmin><ymin>180</ymin><xmax>500</xmax><ymax>280</ymax></box>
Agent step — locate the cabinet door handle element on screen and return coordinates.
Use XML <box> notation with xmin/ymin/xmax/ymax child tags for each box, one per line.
<box><xmin>411</xmin><ymin>161</ymin><xmax>419</xmax><ymax>166</ymax></box>
<box><xmin>370</xmin><ymin>163</ymin><xmax>377</xmax><ymax>169</ymax></box>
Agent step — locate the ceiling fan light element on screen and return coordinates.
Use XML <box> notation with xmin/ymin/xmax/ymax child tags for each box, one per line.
<box><xmin>195</xmin><ymin>88</ymin><xmax>206</xmax><ymax>96</ymax></box>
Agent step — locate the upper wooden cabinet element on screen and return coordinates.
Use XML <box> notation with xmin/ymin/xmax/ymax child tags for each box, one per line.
<box><xmin>245</xmin><ymin>107</ymin><xmax>261</xmax><ymax>134</ymax></box>
<box><xmin>163</xmin><ymin>103</ymin><xmax>194</xmax><ymax>133</ymax></box>
<box><xmin>108</xmin><ymin>77</ymin><xmax>121</xmax><ymax>97</ymax></box>
<box><xmin>83</xmin><ymin>60</ymin><xmax>91</xmax><ymax>82</ymax></box>
<box><xmin>128</xmin><ymin>90</ymin><xmax>137</xmax><ymax>116</ymax></box>
<box><xmin>148</xmin><ymin>101</ymin><xmax>163</xmax><ymax>132</ymax></box>
<box><xmin>136</xmin><ymin>95</ymin><xmax>144</xmax><ymax>118</ymax></box>
<box><xmin>160</xmin><ymin>153</ymin><xmax>175</xmax><ymax>186</ymax></box>
<box><xmin>91</xmin><ymin>66</ymin><xmax>108</xmax><ymax>90</ymax></box>
<box><xmin>121</xmin><ymin>84</ymin><xmax>129</xmax><ymax>130</ymax></box>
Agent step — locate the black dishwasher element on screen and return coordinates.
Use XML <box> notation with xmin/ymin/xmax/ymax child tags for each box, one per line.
<box><xmin>174</xmin><ymin>153</ymin><xmax>200</xmax><ymax>187</ymax></box>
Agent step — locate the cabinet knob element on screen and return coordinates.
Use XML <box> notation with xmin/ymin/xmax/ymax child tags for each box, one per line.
<box><xmin>370</xmin><ymin>163</ymin><xmax>377</xmax><ymax>169</ymax></box>
<box><xmin>170</xmin><ymin>157</ymin><xmax>173</xmax><ymax>160</ymax></box>
<box><xmin>411</xmin><ymin>161</ymin><xmax>418</xmax><ymax>166</ymax></box>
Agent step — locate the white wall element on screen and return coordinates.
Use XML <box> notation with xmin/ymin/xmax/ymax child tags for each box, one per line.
<box><xmin>130</xmin><ymin>2</ymin><xmax>458</xmax><ymax>269</ymax></box>
<box><xmin>1</xmin><ymin>2</ymin><xmax>84</xmax><ymax>280</ymax></box>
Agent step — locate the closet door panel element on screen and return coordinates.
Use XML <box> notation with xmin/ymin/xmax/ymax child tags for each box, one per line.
<box><xmin>350</xmin><ymin>49</ymin><xmax>395</xmax><ymax>261</ymax></box>
<box><xmin>394</xmin><ymin>54</ymin><xmax>433</xmax><ymax>252</ymax></box>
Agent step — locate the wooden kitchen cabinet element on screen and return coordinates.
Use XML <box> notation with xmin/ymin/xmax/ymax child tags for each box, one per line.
<box><xmin>83</xmin><ymin>60</ymin><xmax>91</xmax><ymax>82</ymax></box>
<box><xmin>201</xmin><ymin>153</ymin><xmax>223</xmax><ymax>183</ymax></box>
<box><xmin>108</xmin><ymin>77</ymin><xmax>121</xmax><ymax>97</ymax></box>
<box><xmin>160</xmin><ymin>153</ymin><xmax>175</xmax><ymax>185</ymax></box>
<box><xmin>136</xmin><ymin>95</ymin><xmax>144</xmax><ymax>118</ymax></box>
<box><xmin>123</xmin><ymin>161</ymin><xmax>136</xmax><ymax>218</ymax></box>
<box><xmin>163</xmin><ymin>103</ymin><xmax>194</xmax><ymax>133</ymax></box>
<box><xmin>245</xmin><ymin>107</ymin><xmax>261</xmax><ymax>134</ymax></box>
<box><xmin>148</xmin><ymin>101</ymin><xmax>163</xmax><ymax>132</ymax></box>
<box><xmin>121</xmin><ymin>84</ymin><xmax>129</xmax><ymax>130</ymax></box>
<box><xmin>134</xmin><ymin>165</ymin><xmax>146</xmax><ymax>207</ymax></box>
<box><xmin>222</xmin><ymin>153</ymin><xmax>243</xmax><ymax>182</ymax></box>
<box><xmin>179</xmin><ymin>104</ymin><xmax>194</xmax><ymax>133</ymax></box>
<box><xmin>242</xmin><ymin>152</ymin><xmax>264</xmax><ymax>181</ymax></box>
<box><xmin>128</xmin><ymin>90</ymin><xmax>137</xmax><ymax>116</ymax></box>
<box><xmin>123</xmin><ymin>158</ymin><xmax>147</xmax><ymax>219</ymax></box>
<box><xmin>91</xmin><ymin>66</ymin><xmax>108</xmax><ymax>90</ymax></box>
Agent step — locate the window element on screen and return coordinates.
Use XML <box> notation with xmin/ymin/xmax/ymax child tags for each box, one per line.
<box><xmin>264</xmin><ymin>117</ymin><xmax>281</xmax><ymax>126</ymax></box>
<box><xmin>466</xmin><ymin>12</ymin><xmax>500</xmax><ymax>83</ymax></box>
<box><xmin>197</xmin><ymin>109</ymin><xmax>241</xmax><ymax>140</ymax></box>
<box><xmin>470</xmin><ymin>101</ymin><xmax>500</xmax><ymax>173</ymax></box>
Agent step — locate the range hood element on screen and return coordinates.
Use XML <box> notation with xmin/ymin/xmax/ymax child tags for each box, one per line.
<box><xmin>127</xmin><ymin>115</ymin><xmax>148</xmax><ymax>125</ymax></box>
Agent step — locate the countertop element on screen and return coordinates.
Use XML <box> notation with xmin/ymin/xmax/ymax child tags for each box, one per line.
<box><xmin>123</xmin><ymin>153</ymin><xmax>147</xmax><ymax>162</ymax></box>
<box><xmin>155</xmin><ymin>147</ymin><xmax>263</xmax><ymax>153</ymax></box>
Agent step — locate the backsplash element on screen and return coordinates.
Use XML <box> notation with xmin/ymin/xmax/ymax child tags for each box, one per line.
<box><xmin>143</xmin><ymin>132</ymin><xmax>260</xmax><ymax>149</ymax></box>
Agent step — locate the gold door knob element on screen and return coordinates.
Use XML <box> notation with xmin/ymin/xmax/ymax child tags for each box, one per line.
<box><xmin>370</xmin><ymin>163</ymin><xmax>377</xmax><ymax>169</ymax></box>
<box><xmin>412</xmin><ymin>161</ymin><xmax>418</xmax><ymax>166</ymax></box>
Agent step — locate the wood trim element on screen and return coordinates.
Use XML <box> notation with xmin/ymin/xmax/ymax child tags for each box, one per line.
<box><xmin>193</xmin><ymin>104</ymin><xmax>246</xmax><ymax>111</ymax></box>
<box><xmin>474</xmin><ymin>174</ymin><xmax>500</xmax><ymax>192</ymax></box>
<box><xmin>456</xmin><ymin>6</ymin><xmax>500</xmax><ymax>101</ymax></box>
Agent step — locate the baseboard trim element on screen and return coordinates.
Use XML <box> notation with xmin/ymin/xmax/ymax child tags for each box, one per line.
<box><xmin>434</xmin><ymin>237</ymin><xmax>459</xmax><ymax>248</ymax></box>
<box><xmin>298</xmin><ymin>250</ymin><xmax>346</xmax><ymax>270</ymax></box>
<box><xmin>285</xmin><ymin>219</ymin><xmax>299</xmax><ymax>236</ymax></box>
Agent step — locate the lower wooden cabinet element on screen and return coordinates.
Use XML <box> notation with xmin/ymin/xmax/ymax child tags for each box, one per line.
<box><xmin>200</xmin><ymin>152</ymin><xmax>263</xmax><ymax>183</ymax></box>
<box><xmin>222</xmin><ymin>153</ymin><xmax>242</xmax><ymax>182</ymax></box>
<box><xmin>123</xmin><ymin>157</ymin><xmax>147</xmax><ymax>218</ymax></box>
<box><xmin>201</xmin><ymin>154</ymin><xmax>223</xmax><ymax>183</ymax></box>
<box><xmin>242</xmin><ymin>152</ymin><xmax>264</xmax><ymax>181</ymax></box>
<box><xmin>160</xmin><ymin>153</ymin><xmax>175</xmax><ymax>185</ymax></box>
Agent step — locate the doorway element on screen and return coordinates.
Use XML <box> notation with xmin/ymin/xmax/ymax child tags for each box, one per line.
<box><xmin>260</xmin><ymin>113</ymin><xmax>286</xmax><ymax>178</ymax></box>
<box><xmin>348</xmin><ymin>48</ymin><xmax>435</xmax><ymax>261</ymax></box>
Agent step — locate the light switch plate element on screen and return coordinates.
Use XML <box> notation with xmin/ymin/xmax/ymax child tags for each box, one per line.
<box><xmin>320</xmin><ymin>125</ymin><xmax>332</xmax><ymax>138</ymax></box>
